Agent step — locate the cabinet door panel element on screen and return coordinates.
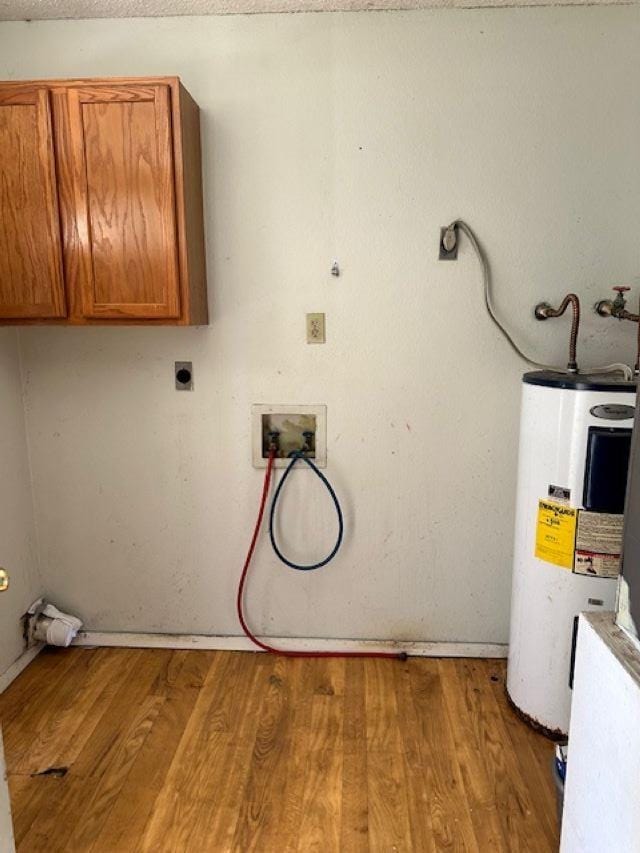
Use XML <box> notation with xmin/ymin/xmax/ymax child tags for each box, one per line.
<box><xmin>61</xmin><ymin>84</ymin><xmax>180</xmax><ymax>319</ymax></box>
<box><xmin>0</xmin><ymin>88</ymin><xmax>66</xmax><ymax>318</ymax></box>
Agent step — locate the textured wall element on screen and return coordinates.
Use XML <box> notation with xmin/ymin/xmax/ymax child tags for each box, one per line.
<box><xmin>0</xmin><ymin>331</ymin><xmax>41</xmax><ymax>677</ymax></box>
<box><xmin>2</xmin><ymin>7</ymin><xmax>640</xmax><ymax>644</ymax></box>
<box><xmin>0</xmin><ymin>0</ymin><xmax>632</xmax><ymax>23</ymax></box>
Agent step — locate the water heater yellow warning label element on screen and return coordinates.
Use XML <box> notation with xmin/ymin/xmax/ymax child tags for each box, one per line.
<box><xmin>535</xmin><ymin>499</ymin><xmax>577</xmax><ymax>569</ymax></box>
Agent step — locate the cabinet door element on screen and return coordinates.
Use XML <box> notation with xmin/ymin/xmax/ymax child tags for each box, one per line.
<box><xmin>0</xmin><ymin>87</ymin><xmax>66</xmax><ymax>319</ymax></box>
<box><xmin>57</xmin><ymin>84</ymin><xmax>180</xmax><ymax>320</ymax></box>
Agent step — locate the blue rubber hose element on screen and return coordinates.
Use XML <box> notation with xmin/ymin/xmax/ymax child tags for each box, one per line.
<box><xmin>268</xmin><ymin>451</ymin><xmax>344</xmax><ymax>571</ymax></box>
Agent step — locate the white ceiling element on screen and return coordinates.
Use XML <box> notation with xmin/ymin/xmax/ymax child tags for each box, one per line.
<box><xmin>0</xmin><ymin>0</ymin><xmax>634</xmax><ymax>20</ymax></box>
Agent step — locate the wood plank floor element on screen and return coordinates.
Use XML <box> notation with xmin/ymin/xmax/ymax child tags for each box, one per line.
<box><xmin>0</xmin><ymin>648</ymin><xmax>558</xmax><ymax>852</ymax></box>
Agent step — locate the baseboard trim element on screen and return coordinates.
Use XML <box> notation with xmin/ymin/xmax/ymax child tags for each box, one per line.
<box><xmin>0</xmin><ymin>643</ymin><xmax>43</xmax><ymax>694</ymax></box>
<box><xmin>72</xmin><ymin>631</ymin><xmax>507</xmax><ymax>658</ymax></box>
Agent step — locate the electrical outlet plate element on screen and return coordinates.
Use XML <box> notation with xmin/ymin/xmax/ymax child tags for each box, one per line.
<box><xmin>252</xmin><ymin>404</ymin><xmax>327</xmax><ymax>468</ymax></box>
<box><xmin>306</xmin><ymin>313</ymin><xmax>326</xmax><ymax>344</ymax></box>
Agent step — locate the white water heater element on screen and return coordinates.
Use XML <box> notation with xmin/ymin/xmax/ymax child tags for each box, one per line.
<box><xmin>507</xmin><ymin>370</ymin><xmax>636</xmax><ymax>736</ymax></box>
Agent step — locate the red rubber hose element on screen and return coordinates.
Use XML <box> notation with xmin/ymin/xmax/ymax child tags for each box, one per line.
<box><xmin>236</xmin><ymin>448</ymin><xmax>406</xmax><ymax>660</ymax></box>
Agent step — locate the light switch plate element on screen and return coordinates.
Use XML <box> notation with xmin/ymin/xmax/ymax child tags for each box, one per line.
<box><xmin>251</xmin><ymin>404</ymin><xmax>327</xmax><ymax>468</ymax></box>
<box><xmin>306</xmin><ymin>313</ymin><xmax>326</xmax><ymax>344</ymax></box>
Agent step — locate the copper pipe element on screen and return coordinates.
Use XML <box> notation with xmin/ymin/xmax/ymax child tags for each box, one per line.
<box><xmin>637</xmin><ymin>302</ymin><xmax>640</xmax><ymax>377</ymax></box>
<box><xmin>616</xmin><ymin>302</ymin><xmax>640</xmax><ymax>376</ymax></box>
<box><xmin>535</xmin><ymin>293</ymin><xmax>580</xmax><ymax>372</ymax></box>
<box><xmin>594</xmin><ymin>289</ymin><xmax>639</xmax><ymax>377</ymax></box>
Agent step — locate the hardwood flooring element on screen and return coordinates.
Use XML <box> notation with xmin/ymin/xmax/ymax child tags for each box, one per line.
<box><xmin>0</xmin><ymin>648</ymin><xmax>558</xmax><ymax>852</ymax></box>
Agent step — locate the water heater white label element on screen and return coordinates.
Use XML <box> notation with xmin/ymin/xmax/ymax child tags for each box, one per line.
<box><xmin>574</xmin><ymin>551</ymin><xmax>620</xmax><ymax>578</ymax></box>
<box><xmin>573</xmin><ymin>511</ymin><xmax>623</xmax><ymax>578</ymax></box>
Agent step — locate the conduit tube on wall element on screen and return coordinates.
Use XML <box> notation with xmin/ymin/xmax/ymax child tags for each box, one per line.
<box><xmin>447</xmin><ymin>220</ymin><xmax>633</xmax><ymax>379</ymax></box>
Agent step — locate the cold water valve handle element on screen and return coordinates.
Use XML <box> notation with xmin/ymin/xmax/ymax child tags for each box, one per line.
<box><xmin>301</xmin><ymin>431</ymin><xmax>314</xmax><ymax>454</ymax></box>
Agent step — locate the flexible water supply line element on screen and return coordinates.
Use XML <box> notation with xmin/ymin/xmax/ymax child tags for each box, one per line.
<box><xmin>236</xmin><ymin>448</ymin><xmax>406</xmax><ymax>660</ymax></box>
<box><xmin>448</xmin><ymin>219</ymin><xmax>633</xmax><ymax>380</ymax></box>
<box><xmin>269</xmin><ymin>451</ymin><xmax>343</xmax><ymax>571</ymax></box>
<box><xmin>535</xmin><ymin>294</ymin><xmax>580</xmax><ymax>372</ymax></box>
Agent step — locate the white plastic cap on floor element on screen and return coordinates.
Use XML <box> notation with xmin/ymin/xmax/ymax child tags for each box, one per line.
<box><xmin>33</xmin><ymin>603</ymin><xmax>83</xmax><ymax>647</ymax></box>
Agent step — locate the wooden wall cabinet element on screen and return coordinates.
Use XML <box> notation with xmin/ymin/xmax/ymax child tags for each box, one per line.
<box><xmin>0</xmin><ymin>77</ymin><xmax>207</xmax><ymax>325</ymax></box>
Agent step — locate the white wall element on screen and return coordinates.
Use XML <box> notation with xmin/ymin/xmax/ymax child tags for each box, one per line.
<box><xmin>1</xmin><ymin>7</ymin><xmax>639</xmax><ymax>643</ymax></box>
<box><xmin>0</xmin><ymin>332</ymin><xmax>41</xmax><ymax>677</ymax></box>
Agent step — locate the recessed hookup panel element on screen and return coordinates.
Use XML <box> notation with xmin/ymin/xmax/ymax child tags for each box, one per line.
<box><xmin>251</xmin><ymin>404</ymin><xmax>327</xmax><ymax>468</ymax></box>
<box><xmin>261</xmin><ymin>413</ymin><xmax>317</xmax><ymax>458</ymax></box>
